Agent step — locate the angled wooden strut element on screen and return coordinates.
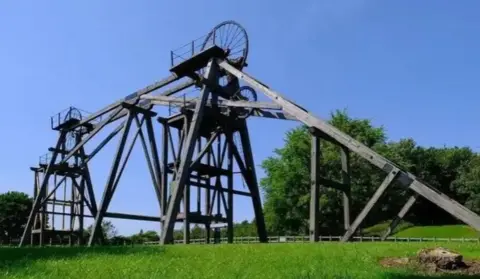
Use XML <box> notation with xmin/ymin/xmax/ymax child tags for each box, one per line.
<box><xmin>235</xmin><ymin>120</ymin><xmax>268</xmax><ymax>242</ymax></box>
<box><xmin>341</xmin><ymin>169</ymin><xmax>399</xmax><ymax>241</ymax></box>
<box><xmin>218</xmin><ymin>59</ymin><xmax>480</xmax><ymax>234</ymax></box>
<box><xmin>160</xmin><ymin>60</ymin><xmax>218</xmax><ymax>244</ymax></box>
<box><xmin>381</xmin><ymin>194</ymin><xmax>418</xmax><ymax>240</ymax></box>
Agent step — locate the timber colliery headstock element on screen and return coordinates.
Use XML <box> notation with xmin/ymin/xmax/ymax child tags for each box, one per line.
<box><xmin>21</xmin><ymin>20</ymin><xmax>480</xmax><ymax>248</ymax></box>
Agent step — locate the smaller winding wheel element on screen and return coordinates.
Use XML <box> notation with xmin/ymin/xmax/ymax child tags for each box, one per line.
<box><xmin>63</xmin><ymin>107</ymin><xmax>82</xmax><ymax>152</ymax></box>
<box><xmin>231</xmin><ymin>86</ymin><xmax>257</xmax><ymax>119</ymax></box>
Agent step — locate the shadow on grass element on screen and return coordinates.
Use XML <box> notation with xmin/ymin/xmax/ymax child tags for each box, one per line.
<box><xmin>0</xmin><ymin>246</ymin><xmax>165</xmax><ymax>273</ymax></box>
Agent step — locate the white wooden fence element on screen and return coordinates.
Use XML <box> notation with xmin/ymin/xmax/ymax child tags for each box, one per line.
<box><xmin>143</xmin><ymin>235</ymin><xmax>480</xmax><ymax>245</ymax></box>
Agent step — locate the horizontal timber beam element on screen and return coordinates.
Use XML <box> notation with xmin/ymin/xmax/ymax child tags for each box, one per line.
<box><xmin>188</xmin><ymin>180</ymin><xmax>252</xmax><ymax>197</ymax></box>
<box><xmin>143</xmin><ymin>95</ymin><xmax>283</xmax><ymax>110</ymax></box>
<box><xmin>104</xmin><ymin>212</ymin><xmax>161</xmax><ymax>222</ymax></box>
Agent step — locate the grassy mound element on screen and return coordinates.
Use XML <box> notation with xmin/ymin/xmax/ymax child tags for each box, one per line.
<box><xmin>394</xmin><ymin>225</ymin><xmax>480</xmax><ymax>238</ymax></box>
<box><xmin>362</xmin><ymin>220</ymin><xmax>414</xmax><ymax>237</ymax></box>
<box><xmin>1</xmin><ymin>243</ymin><xmax>480</xmax><ymax>279</ymax></box>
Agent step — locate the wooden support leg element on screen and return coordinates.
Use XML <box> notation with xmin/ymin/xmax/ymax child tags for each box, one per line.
<box><xmin>160</xmin><ymin>60</ymin><xmax>217</xmax><ymax>244</ymax></box>
<box><xmin>309</xmin><ymin>135</ymin><xmax>320</xmax><ymax>242</ymax></box>
<box><xmin>341</xmin><ymin>169</ymin><xmax>399</xmax><ymax>242</ymax></box>
<box><xmin>340</xmin><ymin>147</ymin><xmax>351</xmax><ymax>231</ymax></box>
<box><xmin>381</xmin><ymin>194</ymin><xmax>418</xmax><ymax>240</ymax></box>
<box><xmin>183</xmin><ymin>184</ymin><xmax>190</xmax><ymax>244</ymax></box>
<box><xmin>227</xmin><ymin>131</ymin><xmax>234</xmax><ymax>243</ymax></box>
<box><xmin>237</xmin><ymin>121</ymin><xmax>268</xmax><ymax>242</ymax></box>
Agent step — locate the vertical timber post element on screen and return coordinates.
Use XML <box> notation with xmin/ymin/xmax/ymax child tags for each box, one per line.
<box><xmin>205</xmin><ymin>150</ymin><xmax>212</xmax><ymax>243</ymax></box>
<box><xmin>78</xmin><ymin>178</ymin><xmax>85</xmax><ymax>245</ymax></box>
<box><xmin>340</xmin><ymin>147</ymin><xmax>351</xmax><ymax>230</ymax></box>
<box><xmin>227</xmin><ymin>130</ymin><xmax>234</xmax><ymax>243</ymax></box>
<box><xmin>160</xmin><ymin>120</ymin><xmax>169</xmax><ymax>235</ymax></box>
<box><xmin>31</xmin><ymin>170</ymin><xmax>39</xmax><ymax>246</ymax></box>
<box><xmin>309</xmin><ymin>133</ymin><xmax>320</xmax><ymax>242</ymax></box>
<box><xmin>182</xmin><ymin>111</ymin><xmax>190</xmax><ymax>244</ymax></box>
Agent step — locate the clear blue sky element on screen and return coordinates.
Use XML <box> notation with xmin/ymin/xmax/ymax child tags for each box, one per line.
<box><xmin>1</xmin><ymin>1</ymin><xmax>480</xmax><ymax>235</ymax></box>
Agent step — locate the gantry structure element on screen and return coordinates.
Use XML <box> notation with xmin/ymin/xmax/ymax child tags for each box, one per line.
<box><xmin>20</xmin><ymin>21</ymin><xmax>480</xmax><ymax>246</ymax></box>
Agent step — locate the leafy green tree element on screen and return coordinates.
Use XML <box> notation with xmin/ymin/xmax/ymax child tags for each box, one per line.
<box><xmin>191</xmin><ymin>225</ymin><xmax>205</xmax><ymax>239</ymax></box>
<box><xmin>129</xmin><ymin>229</ymin><xmax>158</xmax><ymax>243</ymax></box>
<box><xmin>0</xmin><ymin>191</ymin><xmax>32</xmax><ymax>242</ymax></box>
<box><xmin>84</xmin><ymin>220</ymin><xmax>118</xmax><ymax>241</ymax></box>
<box><xmin>260</xmin><ymin>109</ymin><xmax>480</xmax><ymax>235</ymax></box>
<box><xmin>260</xmin><ymin>110</ymin><xmax>388</xmax><ymax>235</ymax></box>
<box><xmin>453</xmin><ymin>154</ymin><xmax>480</xmax><ymax>214</ymax></box>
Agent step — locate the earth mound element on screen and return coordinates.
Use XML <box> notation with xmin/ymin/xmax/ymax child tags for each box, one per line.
<box><xmin>379</xmin><ymin>247</ymin><xmax>480</xmax><ymax>275</ymax></box>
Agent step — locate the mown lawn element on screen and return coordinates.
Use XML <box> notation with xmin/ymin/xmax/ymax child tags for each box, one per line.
<box><xmin>1</xmin><ymin>242</ymin><xmax>480</xmax><ymax>279</ymax></box>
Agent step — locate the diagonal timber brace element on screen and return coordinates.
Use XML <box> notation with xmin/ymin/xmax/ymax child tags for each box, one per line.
<box><xmin>160</xmin><ymin>60</ymin><xmax>217</xmax><ymax>244</ymax></box>
<box><xmin>381</xmin><ymin>194</ymin><xmax>418</xmax><ymax>240</ymax></box>
<box><xmin>88</xmin><ymin>112</ymin><xmax>135</xmax><ymax>246</ymax></box>
<box><xmin>218</xmin><ymin>59</ymin><xmax>480</xmax><ymax>234</ymax></box>
<box><xmin>341</xmin><ymin>169</ymin><xmax>399</xmax><ymax>241</ymax></box>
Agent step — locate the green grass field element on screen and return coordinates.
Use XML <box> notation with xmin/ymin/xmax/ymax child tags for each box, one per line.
<box><xmin>1</xmin><ymin>243</ymin><xmax>480</xmax><ymax>279</ymax></box>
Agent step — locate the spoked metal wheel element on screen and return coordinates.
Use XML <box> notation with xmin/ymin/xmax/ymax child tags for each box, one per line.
<box><xmin>64</xmin><ymin>107</ymin><xmax>82</xmax><ymax>122</ymax></box>
<box><xmin>231</xmin><ymin>86</ymin><xmax>257</xmax><ymax>119</ymax></box>
<box><xmin>200</xmin><ymin>21</ymin><xmax>249</xmax><ymax>86</ymax></box>
<box><xmin>201</xmin><ymin>20</ymin><xmax>249</xmax><ymax>69</ymax></box>
<box><xmin>63</xmin><ymin>107</ymin><xmax>82</xmax><ymax>155</ymax></box>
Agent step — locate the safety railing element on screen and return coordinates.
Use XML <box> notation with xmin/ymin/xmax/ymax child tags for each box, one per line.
<box><xmin>170</xmin><ymin>30</ymin><xmax>217</xmax><ymax>67</ymax></box>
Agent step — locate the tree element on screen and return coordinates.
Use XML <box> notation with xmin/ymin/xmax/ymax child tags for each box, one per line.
<box><xmin>84</xmin><ymin>220</ymin><xmax>118</xmax><ymax>241</ymax></box>
<box><xmin>453</xmin><ymin>154</ymin><xmax>480</xmax><ymax>214</ymax></box>
<box><xmin>260</xmin><ymin>110</ymin><xmax>388</xmax><ymax>235</ymax></box>
<box><xmin>260</xmin><ymin>109</ymin><xmax>480</xmax><ymax>235</ymax></box>
<box><xmin>129</xmin><ymin>229</ymin><xmax>158</xmax><ymax>244</ymax></box>
<box><xmin>0</xmin><ymin>191</ymin><xmax>32</xmax><ymax>242</ymax></box>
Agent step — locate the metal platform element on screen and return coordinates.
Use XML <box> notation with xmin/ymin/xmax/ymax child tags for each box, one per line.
<box><xmin>170</xmin><ymin>45</ymin><xmax>226</xmax><ymax>77</ymax></box>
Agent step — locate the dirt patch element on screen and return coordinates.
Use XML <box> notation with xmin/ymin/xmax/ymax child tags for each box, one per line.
<box><xmin>379</xmin><ymin>248</ymin><xmax>480</xmax><ymax>275</ymax></box>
